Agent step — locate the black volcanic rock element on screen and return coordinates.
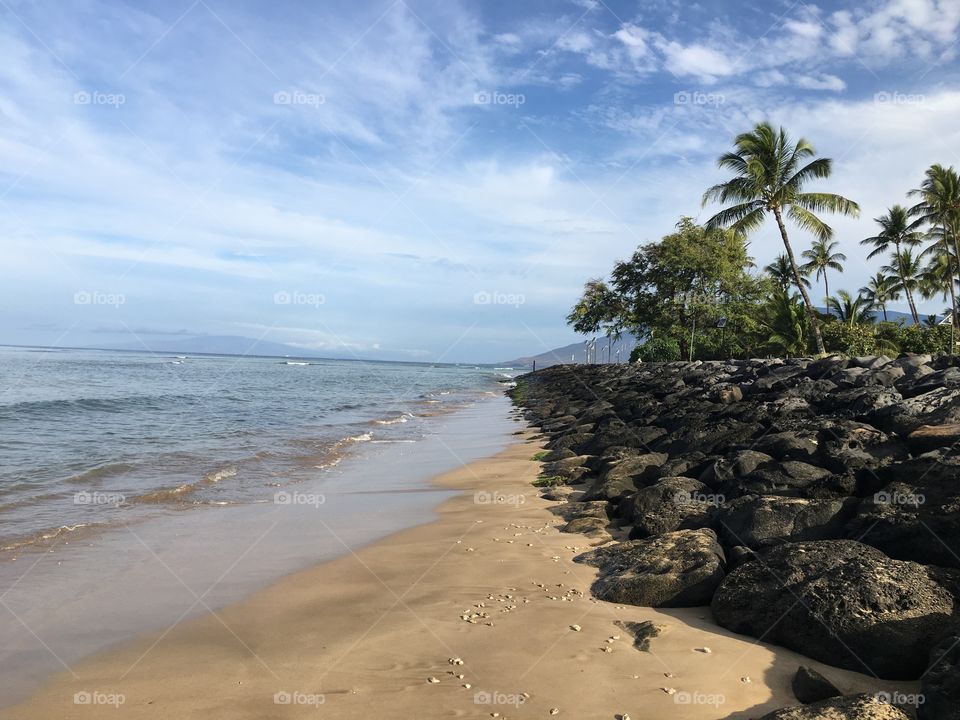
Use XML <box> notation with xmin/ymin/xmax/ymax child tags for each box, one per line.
<box><xmin>711</xmin><ymin>540</ymin><xmax>955</xmax><ymax>679</ymax></box>
<box><xmin>577</xmin><ymin>528</ymin><xmax>725</xmax><ymax>607</ymax></box>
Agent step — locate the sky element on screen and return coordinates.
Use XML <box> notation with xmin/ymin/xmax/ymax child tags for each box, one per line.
<box><xmin>1</xmin><ymin>0</ymin><xmax>960</xmax><ymax>363</ymax></box>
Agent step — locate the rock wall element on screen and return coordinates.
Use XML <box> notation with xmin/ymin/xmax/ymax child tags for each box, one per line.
<box><xmin>512</xmin><ymin>355</ymin><xmax>960</xmax><ymax>717</ymax></box>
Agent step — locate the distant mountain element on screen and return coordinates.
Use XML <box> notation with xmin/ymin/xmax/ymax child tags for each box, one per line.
<box><xmin>91</xmin><ymin>335</ymin><xmax>332</xmax><ymax>359</ymax></box>
<box><xmin>500</xmin><ymin>333</ymin><xmax>639</xmax><ymax>369</ymax></box>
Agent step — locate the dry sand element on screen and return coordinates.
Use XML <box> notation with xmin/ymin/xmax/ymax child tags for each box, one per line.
<box><xmin>1</xmin><ymin>430</ymin><xmax>914</xmax><ymax>719</ymax></box>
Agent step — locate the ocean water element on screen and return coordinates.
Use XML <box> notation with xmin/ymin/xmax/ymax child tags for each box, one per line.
<box><xmin>0</xmin><ymin>346</ymin><xmax>513</xmax><ymax>553</ymax></box>
<box><xmin>0</xmin><ymin>346</ymin><xmax>521</xmax><ymax>705</ymax></box>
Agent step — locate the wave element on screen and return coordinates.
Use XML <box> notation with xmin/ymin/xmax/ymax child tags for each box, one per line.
<box><xmin>313</xmin><ymin>432</ymin><xmax>373</xmax><ymax>470</ymax></box>
<box><xmin>0</xmin><ymin>393</ymin><xmax>196</xmax><ymax>417</ymax></box>
<box><xmin>129</xmin><ymin>464</ymin><xmax>238</xmax><ymax>504</ymax></box>
<box><xmin>371</xmin><ymin>412</ymin><xmax>413</xmax><ymax>426</ymax></box>
<box><xmin>64</xmin><ymin>462</ymin><xmax>138</xmax><ymax>485</ymax></box>
<box><xmin>1</xmin><ymin>523</ymin><xmax>106</xmax><ymax>552</ymax></box>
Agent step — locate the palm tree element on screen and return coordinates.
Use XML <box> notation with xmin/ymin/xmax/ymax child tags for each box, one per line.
<box><xmin>762</xmin><ymin>291</ymin><xmax>808</xmax><ymax>356</ymax></box>
<box><xmin>860</xmin><ymin>205</ymin><xmax>923</xmax><ymax>324</ymax></box>
<box><xmin>909</xmin><ymin>164</ymin><xmax>960</xmax><ymax>324</ymax></box>
<box><xmin>860</xmin><ymin>272</ymin><xmax>900</xmax><ymax>322</ymax></box>
<box><xmin>881</xmin><ymin>249</ymin><xmax>923</xmax><ymax>324</ymax></box>
<box><xmin>826</xmin><ymin>289</ymin><xmax>875</xmax><ymax>326</ymax></box>
<box><xmin>801</xmin><ymin>238</ymin><xmax>847</xmax><ymax>301</ymax></box>
<box><xmin>703</xmin><ymin>122</ymin><xmax>860</xmax><ymax>354</ymax></box>
<box><xmin>764</xmin><ymin>254</ymin><xmax>811</xmax><ymax>292</ymax></box>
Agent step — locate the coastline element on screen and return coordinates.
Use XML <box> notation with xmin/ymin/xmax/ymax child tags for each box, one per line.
<box><xmin>1</xmin><ymin>412</ymin><xmax>906</xmax><ymax>719</ymax></box>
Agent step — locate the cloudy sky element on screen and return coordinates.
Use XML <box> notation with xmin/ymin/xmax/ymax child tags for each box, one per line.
<box><xmin>2</xmin><ymin>0</ymin><xmax>959</xmax><ymax>362</ymax></box>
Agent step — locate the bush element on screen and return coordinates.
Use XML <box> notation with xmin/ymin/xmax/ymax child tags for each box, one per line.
<box><xmin>634</xmin><ymin>337</ymin><xmax>682</xmax><ymax>362</ymax></box>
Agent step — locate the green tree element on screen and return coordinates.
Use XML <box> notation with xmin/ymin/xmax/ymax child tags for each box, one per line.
<box><xmin>762</xmin><ymin>291</ymin><xmax>808</xmax><ymax>356</ymax></box>
<box><xmin>764</xmin><ymin>254</ymin><xmax>811</xmax><ymax>292</ymax></box>
<box><xmin>826</xmin><ymin>289</ymin><xmax>875</xmax><ymax>326</ymax></box>
<box><xmin>860</xmin><ymin>205</ymin><xmax>923</xmax><ymax>324</ymax></box>
<box><xmin>860</xmin><ymin>272</ymin><xmax>900</xmax><ymax>323</ymax></box>
<box><xmin>566</xmin><ymin>279</ymin><xmax>624</xmax><ymax>362</ymax></box>
<box><xmin>703</xmin><ymin>122</ymin><xmax>860</xmax><ymax>354</ymax></box>
<box><xmin>801</xmin><ymin>238</ymin><xmax>847</xmax><ymax>301</ymax></box>
<box><xmin>909</xmin><ymin>164</ymin><xmax>960</xmax><ymax>324</ymax></box>
<box><xmin>610</xmin><ymin>217</ymin><xmax>767</xmax><ymax>359</ymax></box>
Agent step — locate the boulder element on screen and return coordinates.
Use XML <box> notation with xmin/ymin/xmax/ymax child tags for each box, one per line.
<box><xmin>907</xmin><ymin>424</ymin><xmax>960</xmax><ymax>454</ymax></box>
<box><xmin>582</xmin><ymin>452</ymin><xmax>668</xmax><ymax>501</ymax></box>
<box><xmin>577</xmin><ymin>529</ymin><xmax>726</xmax><ymax>607</ymax></box>
<box><xmin>619</xmin><ymin>477</ymin><xmax>715</xmax><ymax>537</ymax></box>
<box><xmin>699</xmin><ymin>450</ymin><xmax>774</xmax><ymax>488</ymax></box>
<box><xmin>711</xmin><ymin>540</ymin><xmax>955</xmax><ymax>679</ymax></box>
<box><xmin>561</xmin><ymin>516</ymin><xmax>609</xmax><ymax>538</ymax></box>
<box><xmin>920</xmin><ymin>633</ymin><xmax>960</xmax><ymax>720</ymax></box>
<box><xmin>847</xmin><ymin>451</ymin><xmax>960</xmax><ymax>568</ymax></box>
<box><xmin>758</xmin><ymin>694</ymin><xmax>909</xmax><ymax>720</ymax></box>
<box><xmin>792</xmin><ymin>666</ymin><xmax>841</xmax><ymax>704</ymax></box>
<box><xmin>750</xmin><ymin>431</ymin><xmax>818</xmax><ymax>460</ymax></box>
<box><xmin>722</xmin><ymin>460</ymin><xmax>845</xmax><ymax>499</ymax></box>
<box><xmin>715</xmin><ymin>495</ymin><xmax>857</xmax><ymax>549</ymax></box>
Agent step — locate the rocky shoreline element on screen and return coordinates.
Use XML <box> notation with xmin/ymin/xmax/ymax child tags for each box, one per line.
<box><xmin>512</xmin><ymin>356</ymin><xmax>960</xmax><ymax>720</ymax></box>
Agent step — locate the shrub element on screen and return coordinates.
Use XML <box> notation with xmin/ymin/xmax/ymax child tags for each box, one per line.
<box><xmin>634</xmin><ymin>337</ymin><xmax>682</xmax><ymax>362</ymax></box>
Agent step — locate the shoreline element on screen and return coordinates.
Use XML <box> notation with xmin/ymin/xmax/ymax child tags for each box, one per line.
<box><xmin>1</xmin><ymin>411</ymin><xmax>906</xmax><ymax>719</ymax></box>
<box><xmin>0</xmin><ymin>395</ymin><xmax>516</xmax><ymax>707</ymax></box>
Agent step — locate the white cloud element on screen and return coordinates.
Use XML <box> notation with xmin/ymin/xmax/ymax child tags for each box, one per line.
<box><xmin>795</xmin><ymin>73</ymin><xmax>847</xmax><ymax>91</ymax></box>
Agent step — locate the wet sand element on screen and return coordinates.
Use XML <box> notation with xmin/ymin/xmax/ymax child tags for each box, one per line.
<box><xmin>1</xmin><ymin>429</ymin><xmax>913</xmax><ymax>719</ymax></box>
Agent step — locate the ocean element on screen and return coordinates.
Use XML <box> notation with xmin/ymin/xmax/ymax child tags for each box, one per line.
<box><xmin>0</xmin><ymin>346</ymin><xmax>513</xmax><ymax>553</ymax></box>
<box><xmin>0</xmin><ymin>346</ymin><xmax>519</xmax><ymax>704</ymax></box>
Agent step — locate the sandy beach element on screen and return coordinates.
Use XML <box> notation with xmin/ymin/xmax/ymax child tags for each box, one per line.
<box><xmin>1</xmin><ymin>426</ymin><xmax>912</xmax><ymax>719</ymax></box>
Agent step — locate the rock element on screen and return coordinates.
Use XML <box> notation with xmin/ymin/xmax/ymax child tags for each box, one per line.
<box><xmin>792</xmin><ymin>666</ymin><xmax>841</xmax><ymax>704</ymax></box>
<box><xmin>815</xmin><ymin>421</ymin><xmax>906</xmax><ymax>477</ymax></box>
<box><xmin>920</xmin><ymin>633</ymin><xmax>960</xmax><ymax>720</ymax></box>
<box><xmin>582</xmin><ymin>452</ymin><xmax>669</xmax><ymax>501</ymax></box>
<box><xmin>712</xmin><ymin>540</ymin><xmax>955</xmax><ymax>679</ymax></box>
<box><xmin>577</xmin><ymin>529</ymin><xmax>726</xmax><ymax>607</ymax></box>
<box><xmin>714</xmin><ymin>385</ymin><xmax>743</xmax><ymax>404</ymax></box>
<box><xmin>619</xmin><ymin>477</ymin><xmax>714</xmax><ymax>537</ymax></box>
<box><xmin>715</xmin><ymin>495</ymin><xmax>858</xmax><ymax>549</ymax></box>
<box><xmin>541</xmin><ymin>486</ymin><xmax>576</xmax><ymax>502</ymax></box>
<box><xmin>561</xmin><ymin>516</ymin><xmax>609</xmax><ymax>537</ymax></box>
<box><xmin>727</xmin><ymin>545</ymin><xmax>756</xmax><ymax>570</ymax></box>
<box><xmin>541</xmin><ymin>455</ymin><xmax>593</xmax><ymax>482</ymax></box>
<box><xmin>757</xmin><ymin>694</ymin><xmax>910</xmax><ymax>720</ymax></box>
<box><xmin>847</xmin><ymin>451</ymin><xmax>960</xmax><ymax>568</ymax></box>
<box><xmin>699</xmin><ymin>450</ymin><xmax>774</xmax><ymax>488</ymax></box>
<box><xmin>907</xmin><ymin>424</ymin><xmax>960</xmax><ymax>454</ymax></box>
<box><xmin>723</xmin><ymin>460</ymin><xmax>843</xmax><ymax>499</ymax></box>
<box><xmin>750</xmin><ymin>431</ymin><xmax>818</xmax><ymax>460</ymax></box>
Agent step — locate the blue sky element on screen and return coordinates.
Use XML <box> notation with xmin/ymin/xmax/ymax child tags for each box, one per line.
<box><xmin>2</xmin><ymin>0</ymin><xmax>960</xmax><ymax>362</ymax></box>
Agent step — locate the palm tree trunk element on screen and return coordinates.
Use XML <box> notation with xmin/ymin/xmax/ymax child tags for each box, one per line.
<box><xmin>882</xmin><ymin>305</ymin><xmax>888</xmax><ymax>322</ymax></box>
<box><xmin>894</xmin><ymin>241</ymin><xmax>921</xmax><ymax>325</ymax></box>
<box><xmin>824</xmin><ymin>274</ymin><xmax>829</xmax><ymax>304</ymax></box>
<box><xmin>951</xmin><ymin>228</ymin><xmax>960</xmax><ymax>327</ymax></box>
<box><xmin>774</xmin><ymin>207</ymin><xmax>825</xmax><ymax>355</ymax></box>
